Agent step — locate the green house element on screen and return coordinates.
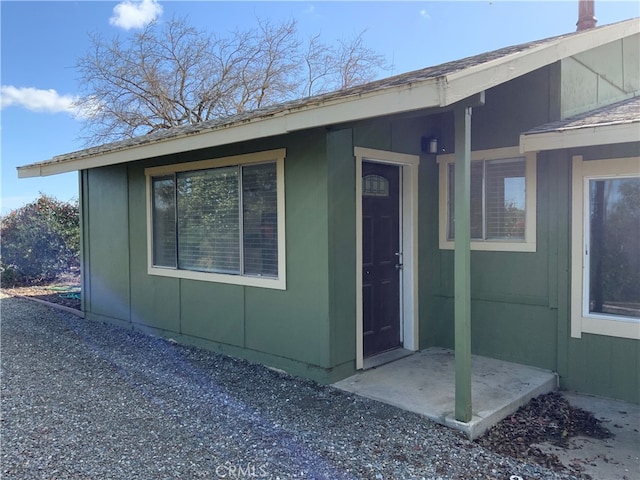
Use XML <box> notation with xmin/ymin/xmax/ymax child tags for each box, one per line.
<box><xmin>19</xmin><ymin>18</ymin><xmax>640</xmax><ymax>408</ymax></box>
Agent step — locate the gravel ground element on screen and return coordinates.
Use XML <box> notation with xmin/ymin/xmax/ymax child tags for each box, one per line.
<box><xmin>1</xmin><ymin>294</ymin><xmax>580</xmax><ymax>480</ymax></box>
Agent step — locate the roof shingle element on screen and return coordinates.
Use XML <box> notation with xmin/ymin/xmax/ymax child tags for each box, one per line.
<box><xmin>523</xmin><ymin>96</ymin><xmax>640</xmax><ymax>135</ymax></box>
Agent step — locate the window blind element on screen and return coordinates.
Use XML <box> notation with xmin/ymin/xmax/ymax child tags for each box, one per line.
<box><xmin>151</xmin><ymin>161</ymin><xmax>279</xmax><ymax>279</ymax></box>
<box><xmin>177</xmin><ymin>167</ymin><xmax>240</xmax><ymax>274</ymax></box>
<box><xmin>242</xmin><ymin>163</ymin><xmax>278</xmax><ymax>277</ymax></box>
<box><xmin>447</xmin><ymin>162</ymin><xmax>484</xmax><ymax>240</ymax></box>
<box><xmin>152</xmin><ymin>176</ymin><xmax>177</xmax><ymax>267</ymax></box>
<box><xmin>448</xmin><ymin>157</ymin><xmax>526</xmax><ymax>241</ymax></box>
<box><xmin>485</xmin><ymin>159</ymin><xmax>525</xmax><ymax>240</ymax></box>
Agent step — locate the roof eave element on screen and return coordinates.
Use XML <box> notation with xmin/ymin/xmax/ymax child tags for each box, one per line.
<box><xmin>17</xmin><ymin>18</ymin><xmax>640</xmax><ymax>178</ymax></box>
<box><xmin>17</xmin><ymin>78</ymin><xmax>446</xmax><ymax>178</ymax></box>
<box><xmin>519</xmin><ymin>121</ymin><xmax>640</xmax><ymax>153</ymax></box>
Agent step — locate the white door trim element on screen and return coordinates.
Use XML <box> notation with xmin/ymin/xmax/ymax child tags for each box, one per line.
<box><xmin>354</xmin><ymin>147</ymin><xmax>420</xmax><ymax>369</ymax></box>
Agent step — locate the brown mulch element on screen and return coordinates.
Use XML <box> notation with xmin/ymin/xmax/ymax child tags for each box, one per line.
<box><xmin>476</xmin><ymin>391</ymin><xmax>613</xmax><ymax>478</ymax></box>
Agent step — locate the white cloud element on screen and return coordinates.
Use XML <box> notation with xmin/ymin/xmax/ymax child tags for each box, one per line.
<box><xmin>1</xmin><ymin>85</ymin><xmax>77</xmax><ymax>114</ymax></box>
<box><xmin>0</xmin><ymin>85</ymin><xmax>98</xmax><ymax>120</ymax></box>
<box><xmin>419</xmin><ymin>9</ymin><xmax>431</xmax><ymax>20</ymax></box>
<box><xmin>109</xmin><ymin>0</ymin><xmax>163</xmax><ymax>30</ymax></box>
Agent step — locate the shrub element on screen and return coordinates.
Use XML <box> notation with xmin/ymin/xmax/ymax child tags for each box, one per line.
<box><xmin>1</xmin><ymin>194</ymin><xmax>79</xmax><ymax>286</ymax></box>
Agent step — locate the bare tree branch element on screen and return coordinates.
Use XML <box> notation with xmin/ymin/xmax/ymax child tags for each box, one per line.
<box><xmin>334</xmin><ymin>30</ymin><xmax>388</xmax><ymax>90</ymax></box>
<box><xmin>74</xmin><ymin>16</ymin><xmax>388</xmax><ymax>145</ymax></box>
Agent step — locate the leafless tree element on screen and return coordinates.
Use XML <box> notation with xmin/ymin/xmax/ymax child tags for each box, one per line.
<box><xmin>75</xmin><ymin>16</ymin><xmax>388</xmax><ymax>145</ymax></box>
<box><xmin>300</xmin><ymin>33</ymin><xmax>334</xmax><ymax>98</ymax></box>
<box><xmin>300</xmin><ymin>30</ymin><xmax>388</xmax><ymax>97</ymax></box>
<box><xmin>230</xmin><ymin>18</ymin><xmax>301</xmax><ymax>113</ymax></box>
<box><xmin>333</xmin><ymin>31</ymin><xmax>387</xmax><ymax>90</ymax></box>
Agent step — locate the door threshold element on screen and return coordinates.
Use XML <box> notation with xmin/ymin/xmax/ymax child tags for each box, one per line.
<box><xmin>363</xmin><ymin>348</ymin><xmax>413</xmax><ymax>370</ymax></box>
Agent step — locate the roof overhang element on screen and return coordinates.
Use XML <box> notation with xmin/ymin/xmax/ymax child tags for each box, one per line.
<box><xmin>17</xmin><ymin>18</ymin><xmax>640</xmax><ymax>178</ymax></box>
<box><xmin>520</xmin><ymin>121</ymin><xmax>640</xmax><ymax>153</ymax></box>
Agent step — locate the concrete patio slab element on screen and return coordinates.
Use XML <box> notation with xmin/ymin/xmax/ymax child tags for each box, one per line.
<box><xmin>333</xmin><ymin>347</ymin><xmax>558</xmax><ymax>440</ymax></box>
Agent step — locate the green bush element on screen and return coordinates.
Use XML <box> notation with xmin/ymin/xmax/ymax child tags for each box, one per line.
<box><xmin>1</xmin><ymin>194</ymin><xmax>79</xmax><ymax>286</ymax></box>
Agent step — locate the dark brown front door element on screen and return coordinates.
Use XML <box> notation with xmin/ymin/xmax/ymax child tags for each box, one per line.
<box><xmin>362</xmin><ymin>162</ymin><xmax>401</xmax><ymax>357</ymax></box>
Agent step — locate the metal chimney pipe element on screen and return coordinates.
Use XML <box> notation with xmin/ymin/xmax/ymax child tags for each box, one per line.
<box><xmin>577</xmin><ymin>0</ymin><xmax>597</xmax><ymax>31</ymax></box>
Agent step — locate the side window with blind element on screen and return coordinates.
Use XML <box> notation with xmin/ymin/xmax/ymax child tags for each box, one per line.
<box><xmin>438</xmin><ymin>147</ymin><xmax>537</xmax><ymax>252</ymax></box>
<box><xmin>146</xmin><ymin>150</ymin><xmax>285</xmax><ymax>289</ymax></box>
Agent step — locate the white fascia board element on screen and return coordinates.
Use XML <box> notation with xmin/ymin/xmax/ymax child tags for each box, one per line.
<box><xmin>283</xmin><ymin>79</ymin><xmax>444</xmax><ymax>131</ymax></box>
<box><xmin>18</xmin><ymin>79</ymin><xmax>445</xmax><ymax>178</ymax></box>
<box><xmin>17</xmin><ymin>116</ymin><xmax>293</xmax><ymax>178</ymax></box>
<box><xmin>519</xmin><ymin>122</ymin><xmax>640</xmax><ymax>153</ymax></box>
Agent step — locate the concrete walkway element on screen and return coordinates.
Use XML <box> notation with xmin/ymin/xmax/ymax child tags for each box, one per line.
<box><xmin>534</xmin><ymin>392</ymin><xmax>640</xmax><ymax>480</ymax></box>
<box><xmin>333</xmin><ymin>347</ymin><xmax>558</xmax><ymax>440</ymax></box>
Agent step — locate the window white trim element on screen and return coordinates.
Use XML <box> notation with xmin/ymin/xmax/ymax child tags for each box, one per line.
<box><xmin>145</xmin><ymin>149</ymin><xmax>286</xmax><ymax>290</ymax></box>
<box><xmin>571</xmin><ymin>155</ymin><xmax>640</xmax><ymax>340</ymax></box>
<box><xmin>438</xmin><ymin>146</ymin><xmax>537</xmax><ymax>252</ymax></box>
<box><xmin>354</xmin><ymin>147</ymin><xmax>420</xmax><ymax>370</ymax></box>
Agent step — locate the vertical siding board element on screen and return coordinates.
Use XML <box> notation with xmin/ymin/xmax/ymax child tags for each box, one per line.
<box><xmin>419</xmin><ymin>155</ymin><xmax>441</xmax><ymax>347</ymax></box>
<box><xmin>473</xmin><ymin>67</ymin><xmax>552</xmax><ymax>150</ymax></box>
<box><xmin>551</xmin><ymin>152</ymin><xmax>572</xmax><ymax>385</ymax></box>
<box><xmin>244</xmin><ymin>130</ymin><xmax>331</xmax><ymax>368</ymax></box>
<box><xmin>566</xmin><ymin>337</ymin><xmax>588</xmax><ymax>393</ymax></box>
<box><xmin>79</xmin><ymin>170</ymin><xmax>90</xmax><ymax>314</ymax></box>
<box><xmin>180</xmin><ymin>280</ymin><xmax>244</xmax><ymax>346</ymax></box>
<box><xmin>472</xmin><ymin>301</ymin><xmax>556</xmax><ymax>370</ymax></box>
<box><xmin>623</xmin><ymin>35</ymin><xmax>640</xmax><ymax>92</ymax></box>
<box><xmin>585</xmin><ymin>335</ymin><xmax>613</xmax><ymax>397</ymax></box>
<box><xmin>86</xmin><ymin>165</ymin><xmax>131</xmax><ymax>321</ymax></box>
<box><xmin>540</xmin><ymin>155</ymin><xmax>559</xmax><ymax>310</ymax></box>
<box><xmin>327</xmin><ymin>128</ymin><xmax>357</xmax><ymax>368</ymax></box>
<box><xmin>610</xmin><ymin>338</ymin><xmax>640</xmax><ymax>402</ymax></box>
<box><xmin>354</xmin><ymin>119</ymin><xmax>392</xmax><ymax>151</ymax></box>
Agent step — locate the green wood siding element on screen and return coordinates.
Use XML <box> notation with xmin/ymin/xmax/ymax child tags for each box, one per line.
<box><xmin>79</xmin><ymin>63</ymin><xmax>639</xmax><ymax>400</ymax></box>
<box><xmin>181</xmin><ymin>280</ymin><xmax>244</xmax><ymax>346</ymax></box>
<box><xmin>565</xmin><ymin>335</ymin><xmax>640</xmax><ymax>403</ymax></box>
<box><xmin>83</xmin><ymin>130</ymin><xmax>335</xmax><ymax>382</ymax></box>
<box><xmin>473</xmin><ymin>66</ymin><xmax>557</xmax><ymax>150</ymax></box>
<box><xmin>327</xmin><ymin>128</ymin><xmax>357</xmax><ymax>373</ymax></box>
<box><xmin>84</xmin><ymin>165</ymin><xmax>131</xmax><ymax>322</ymax></box>
<box><xmin>246</xmin><ymin>130</ymin><xmax>331</xmax><ymax>367</ymax></box>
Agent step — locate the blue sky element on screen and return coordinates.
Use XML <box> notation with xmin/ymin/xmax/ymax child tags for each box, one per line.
<box><xmin>1</xmin><ymin>1</ymin><xmax>638</xmax><ymax>214</ymax></box>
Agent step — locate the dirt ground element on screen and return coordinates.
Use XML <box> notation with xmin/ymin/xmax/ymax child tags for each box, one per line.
<box><xmin>1</xmin><ymin>274</ymin><xmax>81</xmax><ymax>311</ymax></box>
<box><xmin>1</xmin><ymin>278</ymin><xmax>618</xmax><ymax>479</ymax></box>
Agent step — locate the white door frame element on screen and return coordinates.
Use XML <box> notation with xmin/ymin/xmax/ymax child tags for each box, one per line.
<box><xmin>354</xmin><ymin>147</ymin><xmax>420</xmax><ymax>369</ymax></box>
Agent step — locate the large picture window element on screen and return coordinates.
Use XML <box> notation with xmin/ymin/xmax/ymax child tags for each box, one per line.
<box><xmin>438</xmin><ymin>147</ymin><xmax>537</xmax><ymax>251</ymax></box>
<box><xmin>146</xmin><ymin>149</ymin><xmax>286</xmax><ymax>289</ymax></box>
<box><xmin>571</xmin><ymin>156</ymin><xmax>640</xmax><ymax>339</ymax></box>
